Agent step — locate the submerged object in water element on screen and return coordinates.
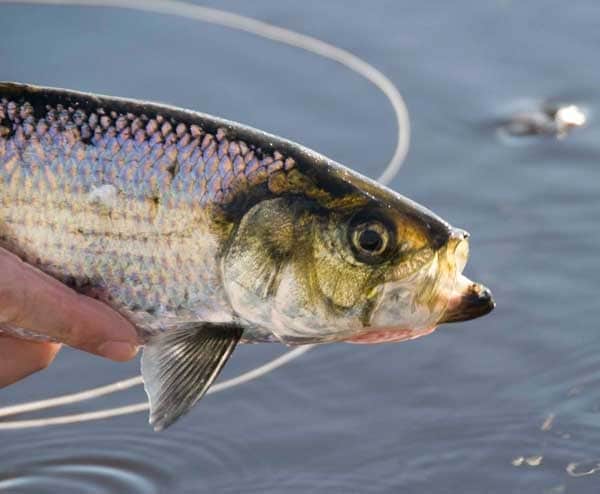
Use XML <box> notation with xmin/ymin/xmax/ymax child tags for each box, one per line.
<box><xmin>0</xmin><ymin>82</ymin><xmax>494</xmax><ymax>430</ymax></box>
<box><xmin>502</xmin><ymin>102</ymin><xmax>586</xmax><ymax>138</ymax></box>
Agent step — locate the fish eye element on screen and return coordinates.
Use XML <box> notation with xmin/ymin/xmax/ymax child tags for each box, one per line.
<box><xmin>349</xmin><ymin>216</ymin><xmax>393</xmax><ymax>263</ymax></box>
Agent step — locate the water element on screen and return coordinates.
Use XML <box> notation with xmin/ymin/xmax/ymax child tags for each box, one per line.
<box><xmin>0</xmin><ymin>1</ymin><xmax>599</xmax><ymax>492</ymax></box>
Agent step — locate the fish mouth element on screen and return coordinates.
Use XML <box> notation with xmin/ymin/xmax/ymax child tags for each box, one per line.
<box><xmin>439</xmin><ymin>276</ymin><xmax>495</xmax><ymax>324</ymax></box>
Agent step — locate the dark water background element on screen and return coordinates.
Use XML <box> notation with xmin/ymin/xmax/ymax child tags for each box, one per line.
<box><xmin>1</xmin><ymin>1</ymin><xmax>599</xmax><ymax>492</ymax></box>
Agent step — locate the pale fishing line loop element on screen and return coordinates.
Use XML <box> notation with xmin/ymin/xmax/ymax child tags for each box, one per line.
<box><xmin>0</xmin><ymin>0</ymin><xmax>410</xmax><ymax>429</ymax></box>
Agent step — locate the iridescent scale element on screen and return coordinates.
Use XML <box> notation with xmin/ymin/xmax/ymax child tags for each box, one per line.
<box><xmin>0</xmin><ymin>89</ymin><xmax>298</xmax><ymax>332</ymax></box>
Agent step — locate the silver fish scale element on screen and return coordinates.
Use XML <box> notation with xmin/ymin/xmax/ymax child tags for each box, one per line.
<box><xmin>0</xmin><ymin>98</ymin><xmax>296</xmax><ymax>206</ymax></box>
<box><xmin>0</xmin><ymin>90</ymin><xmax>298</xmax><ymax>331</ymax></box>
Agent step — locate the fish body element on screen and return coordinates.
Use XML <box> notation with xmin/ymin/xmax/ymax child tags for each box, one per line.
<box><xmin>0</xmin><ymin>82</ymin><xmax>494</xmax><ymax>429</ymax></box>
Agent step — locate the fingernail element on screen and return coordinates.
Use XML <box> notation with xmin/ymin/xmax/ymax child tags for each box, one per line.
<box><xmin>97</xmin><ymin>342</ymin><xmax>139</xmax><ymax>361</ymax></box>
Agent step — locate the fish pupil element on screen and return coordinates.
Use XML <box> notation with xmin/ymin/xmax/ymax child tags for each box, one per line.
<box><xmin>359</xmin><ymin>229</ymin><xmax>383</xmax><ymax>253</ymax></box>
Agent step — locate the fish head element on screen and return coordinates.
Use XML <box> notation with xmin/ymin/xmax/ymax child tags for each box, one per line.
<box><xmin>221</xmin><ymin>163</ymin><xmax>494</xmax><ymax>344</ymax></box>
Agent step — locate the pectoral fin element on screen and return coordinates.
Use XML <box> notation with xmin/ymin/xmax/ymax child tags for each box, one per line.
<box><xmin>141</xmin><ymin>323</ymin><xmax>243</xmax><ymax>431</ymax></box>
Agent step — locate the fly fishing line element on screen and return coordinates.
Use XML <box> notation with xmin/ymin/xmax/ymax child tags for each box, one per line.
<box><xmin>0</xmin><ymin>0</ymin><xmax>410</xmax><ymax>429</ymax></box>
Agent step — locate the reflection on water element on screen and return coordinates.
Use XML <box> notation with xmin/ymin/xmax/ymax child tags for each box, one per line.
<box><xmin>499</xmin><ymin>101</ymin><xmax>587</xmax><ymax>140</ymax></box>
<box><xmin>567</xmin><ymin>461</ymin><xmax>600</xmax><ymax>478</ymax></box>
<box><xmin>1</xmin><ymin>1</ymin><xmax>600</xmax><ymax>492</ymax></box>
<box><xmin>0</xmin><ymin>429</ymin><xmax>175</xmax><ymax>493</ymax></box>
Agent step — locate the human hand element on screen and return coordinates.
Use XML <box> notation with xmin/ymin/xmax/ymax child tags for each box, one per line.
<box><xmin>0</xmin><ymin>248</ymin><xmax>139</xmax><ymax>388</ymax></box>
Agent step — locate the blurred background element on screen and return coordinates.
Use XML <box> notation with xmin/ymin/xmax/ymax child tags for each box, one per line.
<box><xmin>0</xmin><ymin>1</ymin><xmax>599</xmax><ymax>492</ymax></box>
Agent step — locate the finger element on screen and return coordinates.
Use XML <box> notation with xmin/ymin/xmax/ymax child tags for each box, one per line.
<box><xmin>0</xmin><ymin>336</ymin><xmax>61</xmax><ymax>388</ymax></box>
<box><xmin>0</xmin><ymin>248</ymin><xmax>138</xmax><ymax>361</ymax></box>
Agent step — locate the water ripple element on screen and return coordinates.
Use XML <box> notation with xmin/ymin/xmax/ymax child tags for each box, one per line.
<box><xmin>0</xmin><ymin>425</ymin><xmax>253</xmax><ymax>493</ymax></box>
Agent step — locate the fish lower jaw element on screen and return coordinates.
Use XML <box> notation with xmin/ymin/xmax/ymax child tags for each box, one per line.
<box><xmin>439</xmin><ymin>274</ymin><xmax>495</xmax><ymax>324</ymax></box>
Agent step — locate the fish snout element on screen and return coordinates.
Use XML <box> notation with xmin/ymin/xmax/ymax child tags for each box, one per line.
<box><xmin>439</xmin><ymin>280</ymin><xmax>495</xmax><ymax>324</ymax></box>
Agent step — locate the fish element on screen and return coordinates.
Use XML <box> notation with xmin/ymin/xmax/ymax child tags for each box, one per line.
<box><xmin>0</xmin><ymin>82</ymin><xmax>494</xmax><ymax>430</ymax></box>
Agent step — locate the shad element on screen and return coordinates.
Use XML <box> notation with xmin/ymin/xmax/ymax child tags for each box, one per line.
<box><xmin>0</xmin><ymin>83</ymin><xmax>494</xmax><ymax>430</ymax></box>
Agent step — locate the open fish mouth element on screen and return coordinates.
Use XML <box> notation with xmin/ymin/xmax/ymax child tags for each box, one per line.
<box><xmin>438</xmin><ymin>275</ymin><xmax>495</xmax><ymax>324</ymax></box>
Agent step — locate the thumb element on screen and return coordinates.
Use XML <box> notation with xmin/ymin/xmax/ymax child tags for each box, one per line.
<box><xmin>0</xmin><ymin>248</ymin><xmax>138</xmax><ymax>361</ymax></box>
